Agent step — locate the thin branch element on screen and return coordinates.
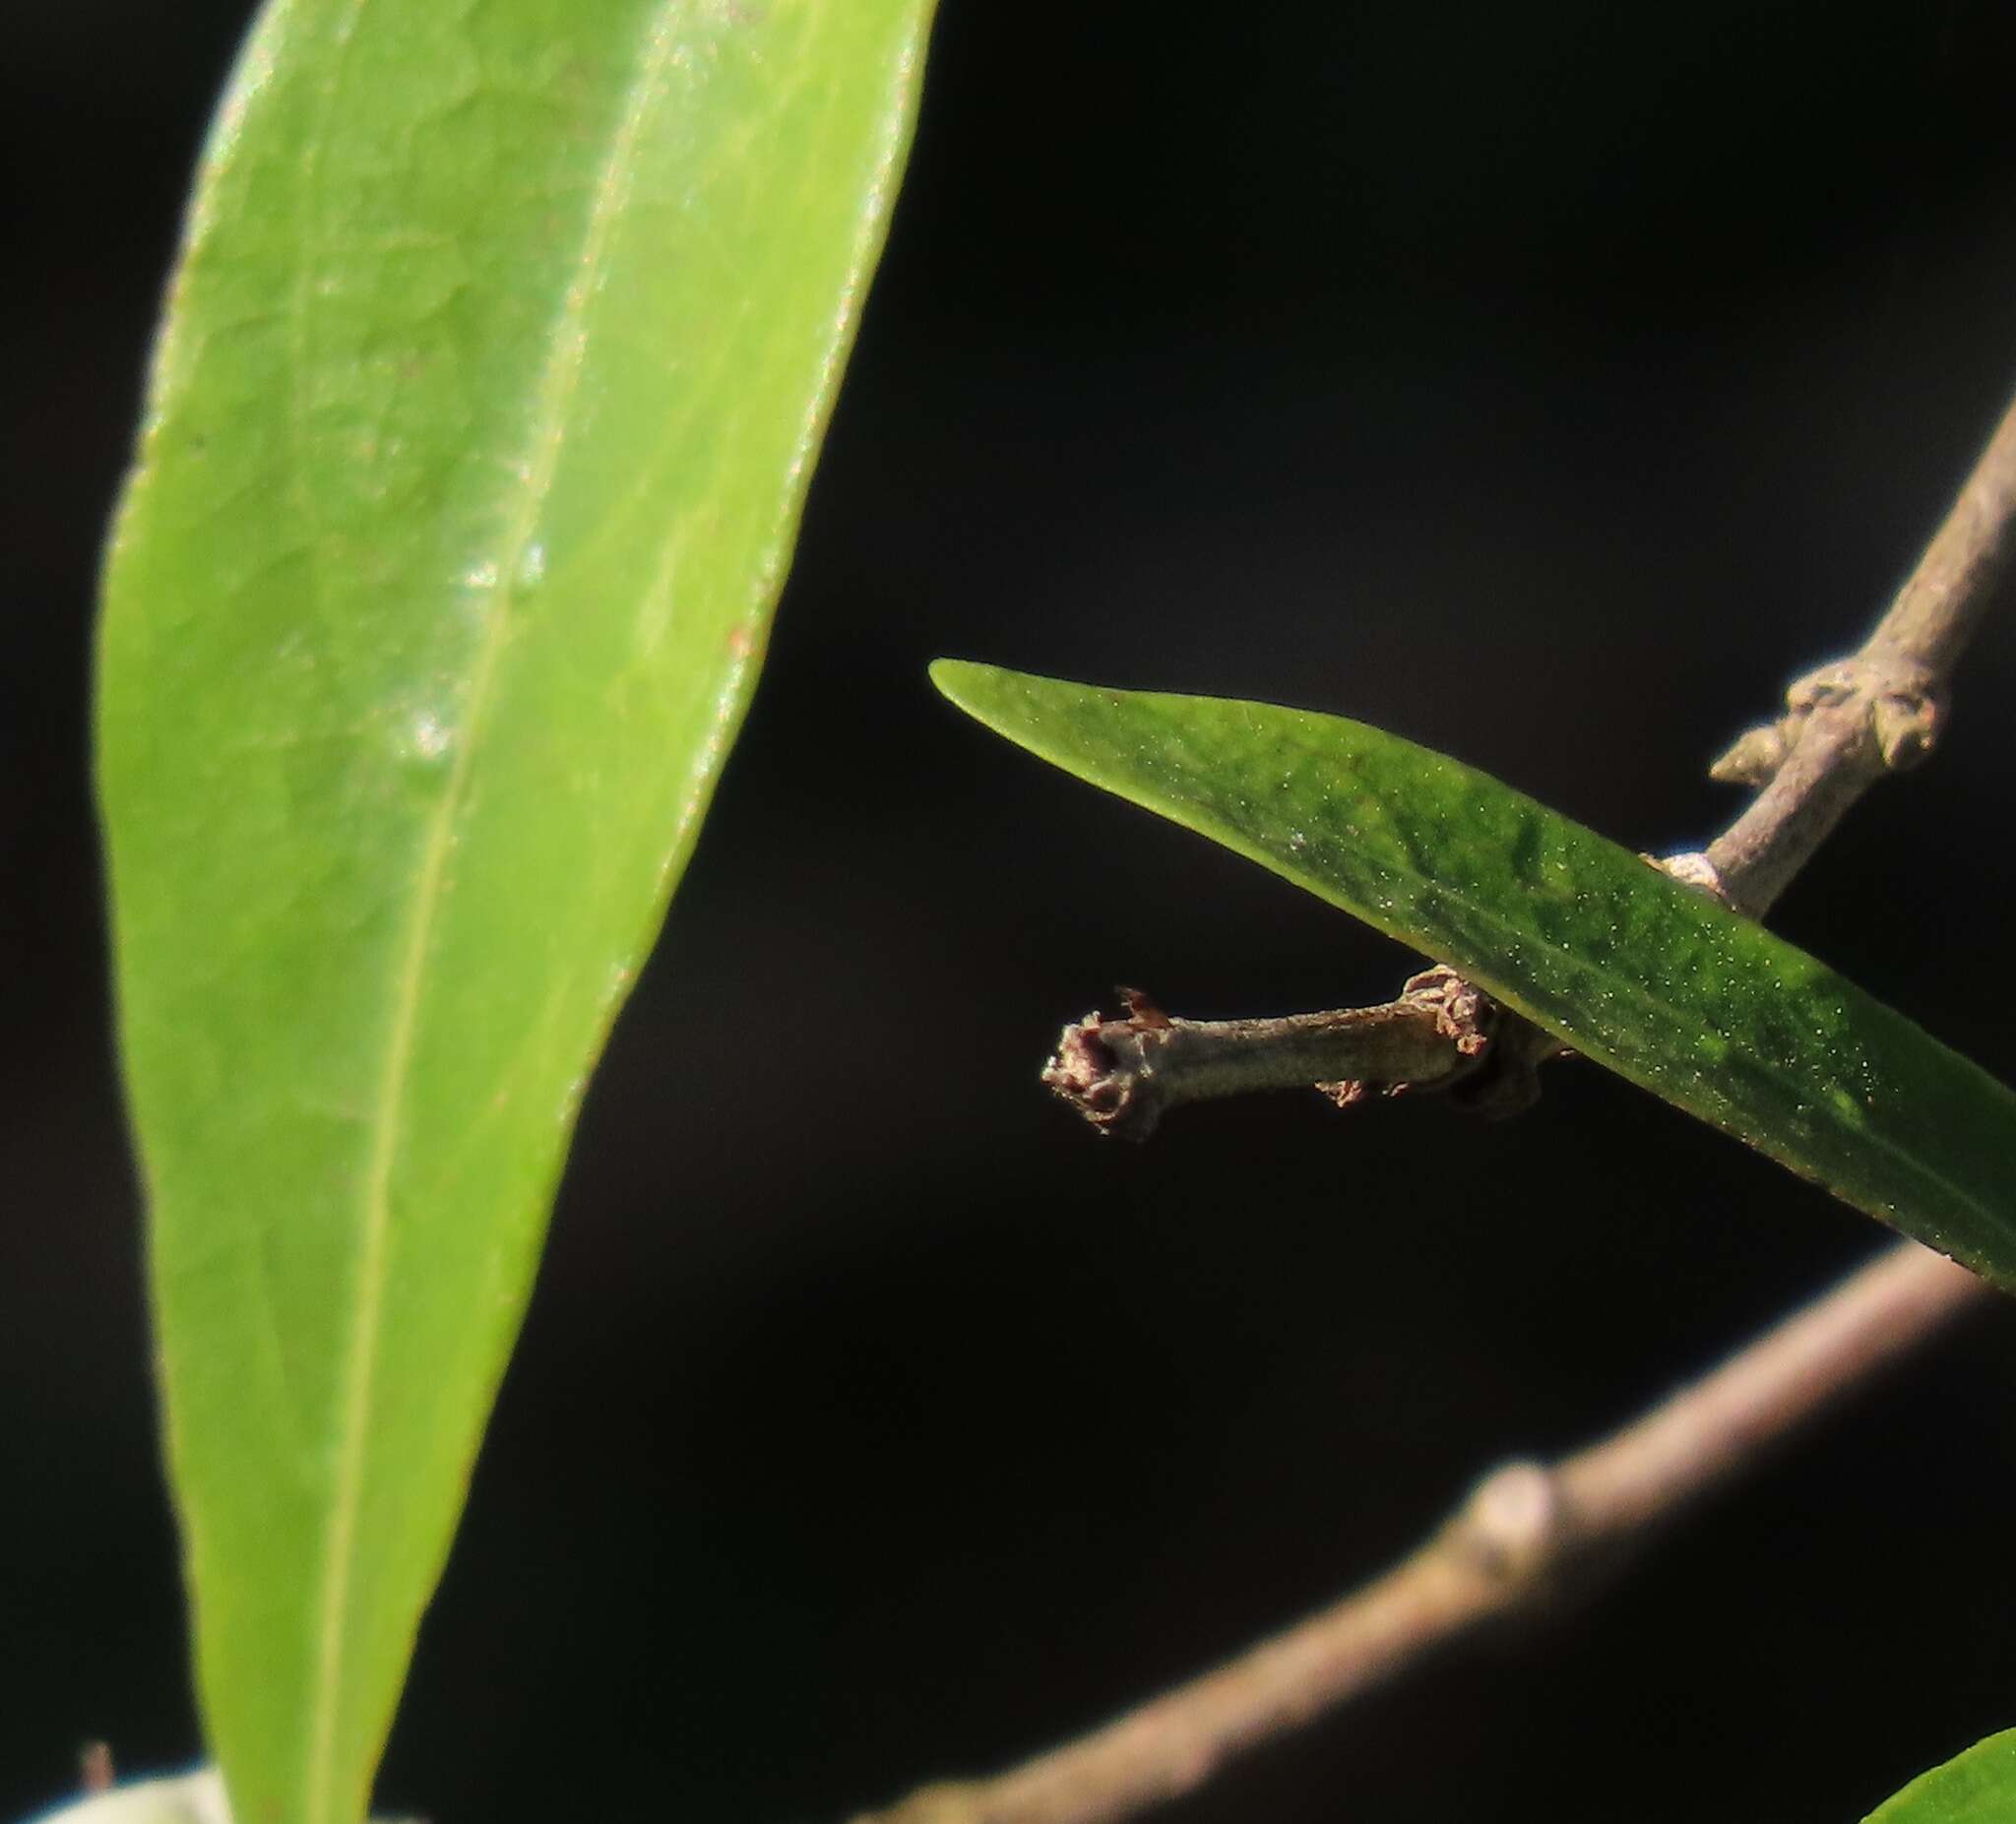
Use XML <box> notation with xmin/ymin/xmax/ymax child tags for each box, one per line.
<box><xmin>1042</xmin><ymin>972</ymin><xmax>1497</xmax><ymax>1139</ymax></box>
<box><xmin>1703</xmin><ymin>385</ymin><xmax>2016</xmax><ymax>914</ymax></box>
<box><xmin>850</xmin><ymin>1245</ymin><xmax>1990</xmax><ymax>1824</ymax></box>
<box><xmin>852</xmin><ymin>380</ymin><xmax>2016</xmax><ymax>1824</ymax></box>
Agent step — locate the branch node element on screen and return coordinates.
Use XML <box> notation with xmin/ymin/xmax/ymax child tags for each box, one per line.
<box><xmin>1708</xmin><ymin>722</ymin><xmax>1789</xmax><ymax>787</ymax></box>
<box><xmin>1315</xmin><ymin>967</ymin><xmax>1492</xmax><ymax>1107</ymax></box>
<box><xmin>1451</xmin><ymin>1460</ymin><xmax>1564</xmax><ymax>1588</ymax></box>
<box><xmin>1647</xmin><ymin>850</ymin><xmax>1733</xmax><ymax>906</ymax></box>
<box><xmin>1868</xmin><ymin>672</ymin><xmax>1944</xmax><ymax>770</ymax></box>
<box><xmin>1794</xmin><ymin>653</ymin><xmax>1943</xmax><ymax>771</ymax></box>
<box><xmin>1712</xmin><ymin>652</ymin><xmax>1944</xmax><ymax>791</ymax></box>
<box><xmin>1402</xmin><ymin>966</ymin><xmax>1492</xmax><ymax>1055</ymax></box>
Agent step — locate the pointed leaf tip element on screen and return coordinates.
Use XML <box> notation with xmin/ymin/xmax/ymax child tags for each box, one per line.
<box><xmin>929</xmin><ymin>656</ymin><xmax>996</xmax><ymax>708</ymax></box>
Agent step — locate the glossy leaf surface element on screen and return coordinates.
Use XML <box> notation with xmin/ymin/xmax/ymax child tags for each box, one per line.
<box><xmin>933</xmin><ymin>662</ymin><xmax>2016</xmax><ymax>1289</ymax></box>
<box><xmin>97</xmin><ymin>5</ymin><xmax>935</xmax><ymax>1821</ymax></box>
<box><xmin>1864</xmin><ymin>1731</ymin><xmax>2016</xmax><ymax>1822</ymax></box>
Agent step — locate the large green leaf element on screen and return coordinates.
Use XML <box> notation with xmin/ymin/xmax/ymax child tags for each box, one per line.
<box><xmin>931</xmin><ymin>662</ymin><xmax>2016</xmax><ymax>1289</ymax></box>
<box><xmin>1864</xmin><ymin>1730</ymin><xmax>2016</xmax><ymax>1821</ymax></box>
<box><xmin>97</xmin><ymin>5</ymin><xmax>936</xmax><ymax>1821</ymax></box>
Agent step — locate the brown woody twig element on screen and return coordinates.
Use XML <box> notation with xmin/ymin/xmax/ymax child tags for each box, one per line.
<box><xmin>852</xmin><ymin>1245</ymin><xmax>1987</xmax><ymax>1824</ymax></box>
<box><xmin>1041</xmin><ymin>971</ymin><xmax>1498</xmax><ymax>1140</ymax></box>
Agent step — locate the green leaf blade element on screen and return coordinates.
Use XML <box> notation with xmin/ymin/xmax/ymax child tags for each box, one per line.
<box><xmin>98</xmin><ymin>6</ymin><xmax>936</xmax><ymax>1821</ymax></box>
<box><xmin>931</xmin><ymin>661</ymin><xmax>2016</xmax><ymax>1289</ymax></box>
<box><xmin>1864</xmin><ymin>1730</ymin><xmax>2016</xmax><ymax>1822</ymax></box>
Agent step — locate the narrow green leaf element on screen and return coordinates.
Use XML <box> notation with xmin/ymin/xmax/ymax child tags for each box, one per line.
<box><xmin>1864</xmin><ymin>1730</ymin><xmax>2016</xmax><ymax>1822</ymax></box>
<box><xmin>931</xmin><ymin>662</ymin><xmax>2016</xmax><ymax>1289</ymax></box>
<box><xmin>97</xmin><ymin>6</ymin><xmax>935</xmax><ymax>1821</ymax></box>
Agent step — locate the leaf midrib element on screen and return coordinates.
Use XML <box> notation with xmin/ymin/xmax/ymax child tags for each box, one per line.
<box><xmin>297</xmin><ymin>16</ymin><xmax>678</xmax><ymax>1818</ymax></box>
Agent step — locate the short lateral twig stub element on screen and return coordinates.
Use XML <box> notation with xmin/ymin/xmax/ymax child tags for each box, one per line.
<box><xmin>1041</xmin><ymin>969</ymin><xmax>1502</xmax><ymax>1141</ymax></box>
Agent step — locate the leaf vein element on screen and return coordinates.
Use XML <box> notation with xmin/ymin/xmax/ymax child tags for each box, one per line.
<box><xmin>297</xmin><ymin>13</ymin><xmax>681</xmax><ymax>1818</ymax></box>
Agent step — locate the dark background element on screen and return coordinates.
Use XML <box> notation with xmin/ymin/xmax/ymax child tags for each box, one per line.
<box><xmin>9</xmin><ymin>3</ymin><xmax>2016</xmax><ymax>1820</ymax></box>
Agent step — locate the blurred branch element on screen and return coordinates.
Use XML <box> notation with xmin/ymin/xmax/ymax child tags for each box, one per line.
<box><xmin>852</xmin><ymin>1246</ymin><xmax>1990</xmax><ymax>1824</ymax></box>
<box><xmin>852</xmin><ymin>383</ymin><xmax>2016</xmax><ymax>1824</ymax></box>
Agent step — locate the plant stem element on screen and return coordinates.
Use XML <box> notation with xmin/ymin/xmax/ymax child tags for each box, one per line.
<box><xmin>850</xmin><ymin>1245</ymin><xmax>1989</xmax><ymax>1824</ymax></box>
<box><xmin>1703</xmin><ymin>388</ymin><xmax>2016</xmax><ymax>914</ymax></box>
<box><xmin>1042</xmin><ymin>972</ymin><xmax>1493</xmax><ymax>1139</ymax></box>
<box><xmin>853</xmin><ymin>379</ymin><xmax>2016</xmax><ymax>1824</ymax></box>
